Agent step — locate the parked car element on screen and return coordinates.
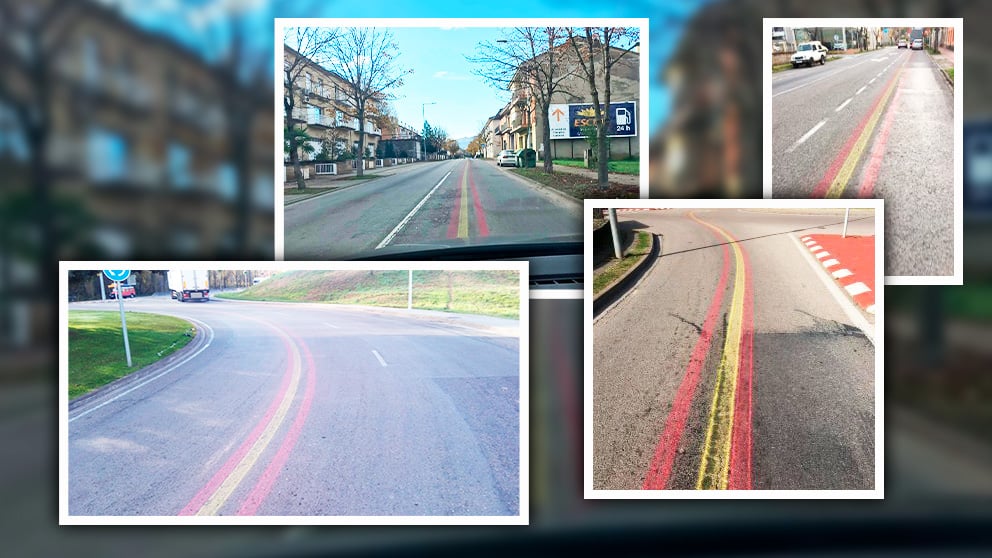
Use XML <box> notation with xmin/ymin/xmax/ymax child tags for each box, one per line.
<box><xmin>831</xmin><ymin>41</ymin><xmax>847</xmax><ymax>51</ymax></box>
<box><xmin>911</xmin><ymin>38</ymin><xmax>924</xmax><ymax>50</ymax></box>
<box><xmin>108</xmin><ymin>284</ymin><xmax>136</xmax><ymax>299</ymax></box>
<box><xmin>791</xmin><ymin>41</ymin><xmax>828</xmax><ymax>68</ymax></box>
<box><xmin>897</xmin><ymin>39</ymin><xmax>908</xmax><ymax>49</ymax></box>
<box><xmin>496</xmin><ymin>150</ymin><xmax>517</xmax><ymax>167</ymax></box>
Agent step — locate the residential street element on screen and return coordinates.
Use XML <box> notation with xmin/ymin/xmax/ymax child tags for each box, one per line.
<box><xmin>67</xmin><ymin>297</ymin><xmax>520</xmax><ymax>516</ymax></box>
<box><xmin>772</xmin><ymin>47</ymin><xmax>954</xmax><ymax>277</ymax></box>
<box><xmin>593</xmin><ymin>209</ymin><xmax>876</xmax><ymax>491</ymax></box>
<box><xmin>284</xmin><ymin>159</ymin><xmax>582</xmax><ymax>259</ymax></box>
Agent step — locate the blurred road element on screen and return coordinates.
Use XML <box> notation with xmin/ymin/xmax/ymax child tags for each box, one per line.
<box><xmin>593</xmin><ymin>209</ymin><xmax>875</xmax><ymax>490</ymax></box>
<box><xmin>284</xmin><ymin>159</ymin><xmax>581</xmax><ymax>259</ymax></box>
<box><xmin>773</xmin><ymin>47</ymin><xmax>954</xmax><ymax>277</ymax></box>
<box><xmin>67</xmin><ymin>297</ymin><xmax>520</xmax><ymax>516</ymax></box>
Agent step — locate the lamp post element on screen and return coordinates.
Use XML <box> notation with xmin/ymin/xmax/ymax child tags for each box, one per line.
<box><xmin>422</xmin><ymin>101</ymin><xmax>436</xmax><ymax>161</ymax></box>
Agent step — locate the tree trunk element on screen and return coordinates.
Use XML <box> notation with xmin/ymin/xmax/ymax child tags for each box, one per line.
<box><xmin>357</xmin><ymin>113</ymin><xmax>366</xmax><ymax>177</ymax></box>
<box><xmin>598</xmin><ymin>39</ymin><xmax>612</xmax><ymax>189</ymax></box>
<box><xmin>289</xmin><ymin>132</ymin><xmax>306</xmax><ymax>190</ymax></box>
<box><xmin>541</xmin><ymin>100</ymin><xmax>553</xmax><ymax>173</ymax></box>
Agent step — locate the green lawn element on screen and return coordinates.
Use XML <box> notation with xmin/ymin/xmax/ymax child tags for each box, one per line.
<box><xmin>593</xmin><ymin>230</ymin><xmax>653</xmax><ymax>295</ymax></box>
<box><xmin>553</xmin><ymin>158</ymin><xmax>640</xmax><ymax>175</ymax></box>
<box><xmin>68</xmin><ymin>311</ymin><xmax>196</xmax><ymax>399</ymax></box>
<box><xmin>510</xmin><ymin>168</ymin><xmax>638</xmax><ymax>199</ymax></box>
<box><xmin>218</xmin><ymin>270</ymin><xmax>520</xmax><ymax>319</ymax></box>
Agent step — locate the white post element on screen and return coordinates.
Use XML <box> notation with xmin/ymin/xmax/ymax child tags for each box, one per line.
<box><xmin>843</xmin><ymin>208</ymin><xmax>850</xmax><ymax>238</ymax></box>
<box><xmin>608</xmin><ymin>208</ymin><xmax>623</xmax><ymax>259</ymax></box>
<box><xmin>408</xmin><ymin>270</ymin><xmax>413</xmax><ymax>310</ymax></box>
<box><xmin>116</xmin><ymin>280</ymin><xmax>132</xmax><ymax>367</ymax></box>
<box><xmin>99</xmin><ymin>273</ymin><xmax>106</xmax><ymax>302</ymax></box>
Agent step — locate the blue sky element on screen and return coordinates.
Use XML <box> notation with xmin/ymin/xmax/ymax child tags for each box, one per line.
<box><xmin>102</xmin><ymin>0</ymin><xmax>709</xmax><ymax>137</ymax></box>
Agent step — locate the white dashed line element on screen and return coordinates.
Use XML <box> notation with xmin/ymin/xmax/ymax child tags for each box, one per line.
<box><xmin>809</xmin><ymin>245</ymin><xmax>823</xmax><ymax>252</ymax></box>
<box><xmin>832</xmin><ymin>268</ymin><xmax>852</xmax><ymax>278</ymax></box>
<box><xmin>869</xmin><ymin>78</ymin><xmax>876</xmax><ymax>84</ymax></box>
<box><xmin>845</xmin><ymin>282</ymin><xmax>872</xmax><ymax>296</ymax></box>
<box><xmin>822</xmin><ymin>259</ymin><xmax>840</xmax><ymax>268</ymax></box>
<box><xmin>324</xmin><ymin>322</ymin><xmax>340</xmax><ymax>329</ymax></box>
<box><xmin>372</xmin><ymin>350</ymin><xmax>388</xmax><ymax>367</ymax></box>
<box><xmin>786</xmin><ymin>119</ymin><xmax>828</xmax><ymax>154</ymax></box>
<box><xmin>856</xmin><ymin>85</ymin><xmax>867</xmax><ymax>95</ymax></box>
<box><xmin>835</xmin><ymin>98</ymin><xmax>853</xmax><ymax>112</ymax></box>
<box><xmin>866</xmin><ymin>305</ymin><xmax>876</xmax><ymax>315</ymax></box>
<box><xmin>815</xmin><ymin>251</ymin><xmax>831</xmax><ymax>259</ymax></box>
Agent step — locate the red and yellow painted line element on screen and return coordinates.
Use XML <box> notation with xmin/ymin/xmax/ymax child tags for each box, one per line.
<box><xmin>446</xmin><ymin>161</ymin><xmax>490</xmax><ymax>240</ymax></box>
<box><xmin>642</xmin><ymin>211</ymin><xmax>754</xmax><ymax>490</ymax></box>
<box><xmin>813</xmin><ymin>56</ymin><xmax>907</xmax><ymax>199</ymax></box>
<box><xmin>179</xmin><ymin>320</ymin><xmax>315</xmax><ymax>516</ymax></box>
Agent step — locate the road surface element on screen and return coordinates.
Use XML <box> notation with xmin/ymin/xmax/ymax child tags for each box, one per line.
<box><xmin>284</xmin><ymin>159</ymin><xmax>582</xmax><ymax>259</ymax></box>
<box><xmin>772</xmin><ymin>47</ymin><xmax>954</xmax><ymax>277</ymax></box>
<box><xmin>67</xmin><ymin>296</ymin><xmax>520</xmax><ymax>516</ymax></box>
<box><xmin>592</xmin><ymin>209</ymin><xmax>876</xmax><ymax>491</ymax></box>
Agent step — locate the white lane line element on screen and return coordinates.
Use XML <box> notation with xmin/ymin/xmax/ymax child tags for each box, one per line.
<box><xmin>877</xmin><ymin>71</ymin><xmax>884</xmax><ymax>77</ymax></box>
<box><xmin>835</xmin><ymin>98</ymin><xmax>853</xmax><ymax>112</ymax></box>
<box><xmin>815</xmin><ymin>251</ymin><xmax>831</xmax><ymax>259</ymax></box>
<box><xmin>822</xmin><ymin>259</ymin><xmax>840</xmax><ymax>268</ymax></box>
<box><xmin>69</xmin><ymin>318</ymin><xmax>215</xmax><ymax>423</ymax></box>
<box><xmin>772</xmin><ymin>58</ymin><xmax>875</xmax><ymax>98</ymax></box>
<box><xmin>832</xmin><ymin>268</ymin><xmax>853</xmax><ymax>279</ymax></box>
<box><xmin>786</xmin><ymin>119</ymin><xmax>827</xmax><ymax>153</ymax></box>
<box><xmin>869</xmin><ymin>78</ymin><xmax>876</xmax><ymax>84</ymax></box>
<box><xmin>845</xmin><ymin>282</ymin><xmax>872</xmax><ymax>296</ymax></box>
<box><xmin>372</xmin><ymin>350</ymin><xmax>388</xmax><ymax>367</ymax></box>
<box><xmin>324</xmin><ymin>322</ymin><xmax>339</xmax><ymax>329</ymax></box>
<box><xmin>803</xmin><ymin>240</ymin><xmax>817</xmax><ymax>246</ymax></box>
<box><xmin>856</xmin><ymin>85</ymin><xmax>867</xmax><ymax>95</ymax></box>
<box><xmin>809</xmin><ymin>245</ymin><xmax>823</xmax><ymax>252</ymax></box>
<box><xmin>801</xmin><ymin>236</ymin><xmax>812</xmax><ymax>242</ymax></box>
<box><xmin>375</xmin><ymin>170</ymin><xmax>453</xmax><ymax>250</ymax></box>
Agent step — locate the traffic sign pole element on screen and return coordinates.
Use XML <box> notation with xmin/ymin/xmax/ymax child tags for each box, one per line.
<box><xmin>116</xmin><ymin>280</ymin><xmax>132</xmax><ymax>367</ymax></box>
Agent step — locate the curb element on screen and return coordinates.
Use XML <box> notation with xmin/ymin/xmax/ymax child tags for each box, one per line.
<box><xmin>283</xmin><ymin>175</ymin><xmax>381</xmax><ymax>206</ymax></box>
<box><xmin>799</xmin><ymin>234</ymin><xmax>875</xmax><ymax>315</ymax></box>
<box><xmin>501</xmin><ymin>167</ymin><xmax>584</xmax><ymax>209</ymax></box>
<box><xmin>68</xmin><ymin>316</ymin><xmax>207</xmax><ymax>411</ymax></box>
<box><xmin>924</xmin><ymin>48</ymin><xmax>954</xmax><ymax>89</ymax></box>
<box><xmin>592</xmin><ymin>232</ymin><xmax>660</xmax><ymax>316</ymax></box>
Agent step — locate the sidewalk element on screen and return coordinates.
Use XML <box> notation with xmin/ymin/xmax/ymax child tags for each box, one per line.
<box><xmin>552</xmin><ymin>163</ymin><xmax>640</xmax><ymax>186</ymax></box>
<box><xmin>929</xmin><ymin>43</ymin><xmax>955</xmax><ymax>71</ymax></box>
<box><xmin>800</xmin><ymin>234</ymin><xmax>876</xmax><ymax>314</ymax></box>
<box><xmin>283</xmin><ymin>162</ymin><xmax>422</xmax><ymax>204</ymax></box>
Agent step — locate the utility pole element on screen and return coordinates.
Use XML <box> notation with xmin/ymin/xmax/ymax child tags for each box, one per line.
<box><xmin>608</xmin><ymin>208</ymin><xmax>623</xmax><ymax>259</ymax></box>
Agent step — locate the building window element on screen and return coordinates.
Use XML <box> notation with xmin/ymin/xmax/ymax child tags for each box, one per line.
<box><xmin>167</xmin><ymin>142</ymin><xmax>192</xmax><ymax>189</ymax></box>
<box><xmin>86</xmin><ymin>127</ymin><xmax>127</xmax><ymax>183</ymax></box>
<box><xmin>216</xmin><ymin>163</ymin><xmax>237</xmax><ymax>200</ymax></box>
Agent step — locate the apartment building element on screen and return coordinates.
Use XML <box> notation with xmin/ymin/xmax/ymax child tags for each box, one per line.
<box><xmin>283</xmin><ymin>45</ymin><xmax>382</xmax><ymax>175</ymax></box>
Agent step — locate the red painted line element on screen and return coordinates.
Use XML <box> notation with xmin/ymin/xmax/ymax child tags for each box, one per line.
<box><xmin>178</xmin><ymin>333</ymin><xmax>296</xmax><ymax>516</ymax></box>
<box><xmin>236</xmin><ymin>334</ymin><xmax>317</xmax><ymax>515</ymax></box>
<box><xmin>858</xmin><ymin>87</ymin><xmax>901</xmax><ymax>198</ymax></box>
<box><xmin>468</xmin><ymin>164</ymin><xmax>490</xmax><ymax>237</ymax></box>
<box><xmin>728</xmin><ymin>239</ymin><xmax>754</xmax><ymax>490</ymax></box>
<box><xmin>446</xmin><ymin>164</ymin><xmax>466</xmax><ymax>239</ymax></box>
<box><xmin>642</xmin><ymin>241</ymin><xmax>731</xmax><ymax>490</ymax></box>
<box><xmin>811</xmin><ymin>65</ymin><xmax>902</xmax><ymax>198</ymax></box>
<box><xmin>805</xmin><ymin>234</ymin><xmax>875</xmax><ymax>312</ymax></box>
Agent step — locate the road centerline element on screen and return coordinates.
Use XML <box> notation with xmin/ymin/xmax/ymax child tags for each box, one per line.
<box><xmin>372</xmin><ymin>349</ymin><xmax>388</xmax><ymax>367</ymax></box>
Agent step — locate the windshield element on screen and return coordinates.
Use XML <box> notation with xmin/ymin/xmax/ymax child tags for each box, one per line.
<box><xmin>798</xmin><ymin>43</ymin><xmax>814</xmax><ymax>51</ymax></box>
<box><xmin>282</xmin><ymin>25</ymin><xmax>641</xmax><ymax>261</ymax></box>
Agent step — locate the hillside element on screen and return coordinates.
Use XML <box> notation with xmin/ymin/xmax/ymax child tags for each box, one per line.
<box><xmin>219</xmin><ymin>270</ymin><xmax>520</xmax><ymax>318</ymax></box>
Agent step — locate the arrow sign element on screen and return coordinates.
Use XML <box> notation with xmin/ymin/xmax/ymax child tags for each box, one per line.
<box><xmin>551</xmin><ymin>108</ymin><xmax>565</xmax><ymax>122</ymax></box>
<box><xmin>104</xmin><ymin>269</ymin><xmax>131</xmax><ymax>282</ymax></box>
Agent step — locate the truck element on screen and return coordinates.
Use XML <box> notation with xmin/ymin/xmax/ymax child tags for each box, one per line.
<box><xmin>167</xmin><ymin>270</ymin><xmax>210</xmax><ymax>302</ymax></box>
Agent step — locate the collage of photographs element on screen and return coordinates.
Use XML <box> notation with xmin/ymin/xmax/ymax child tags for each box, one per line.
<box><xmin>0</xmin><ymin>2</ymin><xmax>971</xmax><ymax>544</ymax></box>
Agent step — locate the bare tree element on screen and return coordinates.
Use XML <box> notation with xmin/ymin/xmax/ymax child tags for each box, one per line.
<box><xmin>284</xmin><ymin>27</ymin><xmax>338</xmax><ymax>190</ymax></box>
<box><xmin>469</xmin><ymin>27</ymin><xmax>574</xmax><ymax>173</ymax></box>
<box><xmin>322</xmin><ymin>28</ymin><xmax>411</xmax><ymax>177</ymax></box>
<box><xmin>568</xmin><ymin>27</ymin><xmax>640</xmax><ymax>189</ymax></box>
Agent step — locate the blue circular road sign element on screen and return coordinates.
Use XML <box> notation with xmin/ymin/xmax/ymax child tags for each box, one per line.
<box><xmin>103</xmin><ymin>269</ymin><xmax>131</xmax><ymax>282</ymax></box>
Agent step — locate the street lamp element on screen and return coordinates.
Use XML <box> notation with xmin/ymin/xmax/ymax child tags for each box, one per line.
<box><xmin>422</xmin><ymin>101</ymin><xmax>437</xmax><ymax>161</ymax></box>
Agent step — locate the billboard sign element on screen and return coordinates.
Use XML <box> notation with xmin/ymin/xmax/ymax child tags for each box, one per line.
<box><xmin>548</xmin><ymin>102</ymin><xmax>637</xmax><ymax>140</ymax></box>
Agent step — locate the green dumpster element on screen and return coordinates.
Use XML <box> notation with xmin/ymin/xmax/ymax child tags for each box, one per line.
<box><xmin>516</xmin><ymin>148</ymin><xmax>537</xmax><ymax>168</ymax></box>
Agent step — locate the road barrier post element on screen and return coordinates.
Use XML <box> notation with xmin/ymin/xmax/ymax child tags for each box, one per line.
<box><xmin>843</xmin><ymin>208</ymin><xmax>850</xmax><ymax>238</ymax></box>
<box><xmin>608</xmin><ymin>208</ymin><xmax>623</xmax><ymax>259</ymax></box>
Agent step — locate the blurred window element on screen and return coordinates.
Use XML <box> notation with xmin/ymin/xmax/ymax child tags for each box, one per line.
<box><xmin>216</xmin><ymin>163</ymin><xmax>237</xmax><ymax>200</ymax></box>
<box><xmin>167</xmin><ymin>142</ymin><xmax>192</xmax><ymax>189</ymax></box>
<box><xmin>86</xmin><ymin>128</ymin><xmax>127</xmax><ymax>183</ymax></box>
<box><xmin>0</xmin><ymin>103</ymin><xmax>29</xmax><ymax>161</ymax></box>
<box><xmin>83</xmin><ymin>37</ymin><xmax>101</xmax><ymax>86</ymax></box>
<box><xmin>252</xmin><ymin>173</ymin><xmax>274</xmax><ymax>210</ymax></box>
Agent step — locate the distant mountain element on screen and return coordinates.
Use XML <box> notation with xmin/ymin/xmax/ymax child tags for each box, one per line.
<box><xmin>456</xmin><ymin>136</ymin><xmax>474</xmax><ymax>149</ymax></box>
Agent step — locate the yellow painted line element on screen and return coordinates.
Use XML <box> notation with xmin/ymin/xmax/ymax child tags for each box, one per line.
<box><xmin>195</xmin><ymin>327</ymin><xmax>302</xmax><ymax>515</ymax></box>
<box><xmin>824</xmin><ymin>65</ymin><xmax>903</xmax><ymax>199</ymax></box>
<box><xmin>458</xmin><ymin>163</ymin><xmax>470</xmax><ymax>238</ymax></box>
<box><xmin>689</xmin><ymin>211</ymin><xmax>746</xmax><ymax>490</ymax></box>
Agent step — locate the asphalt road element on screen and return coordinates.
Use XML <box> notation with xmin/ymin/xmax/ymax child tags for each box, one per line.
<box><xmin>284</xmin><ymin>159</ymin><xmax>582</xmax><ymax>259</ymax></box>
<box><xmin>772</xmin><ymin>47</ymin><xmax>954</xmax><ymax>277</ymax></box>
<box><xmin>67</xmin><ymin>296</ymin><xmax>520</xmax><ymax>516</ymax></box>
<box><xmin>593</xmin><ymin>209</ymin><xmax>876</xmax><ymax>491</ymax></box>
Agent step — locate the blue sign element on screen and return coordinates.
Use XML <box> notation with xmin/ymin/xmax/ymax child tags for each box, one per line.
<box><xmin>567</xmin><ymin>101</ymin><xmax>637</xmax><ymax>139</ymax></box>
<box><xmin>103</xmin><ymin>269</ymin><xmax>131</xmax><ymax>282</ymax></box>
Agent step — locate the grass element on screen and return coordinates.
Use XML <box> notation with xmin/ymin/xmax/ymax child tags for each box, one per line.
<box><xmin>218</xmin><ymin>270</ymin><xmax>520</xmax><ymax>319</ymax></box>
<box><xmin>772</xmin><ymin>63</ymin><xmax>793</xmax><ymax>73</ymax></box>
<box><xmin>553</xmin><ymin>158</ymin><xmax>640</xmax><ymax>175</ymax></box>
<box><xmin>68</xmin><ymin>311</ymin><xmax>195</xmax><ymax>399</ymax></box>
<box><xmin>945</xmin><ymin>68</ymin><xmax>954</xmax><ymax>82</ymax></box>
<box><xmin>592</xmin><ymin>230</ymin><xmax>652</xmax><ymax>295</ymax></box>
<box><xmin>510</xmin><ymin>168</ymin><xmax>638</xmax><ymax>199</ymax></box>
